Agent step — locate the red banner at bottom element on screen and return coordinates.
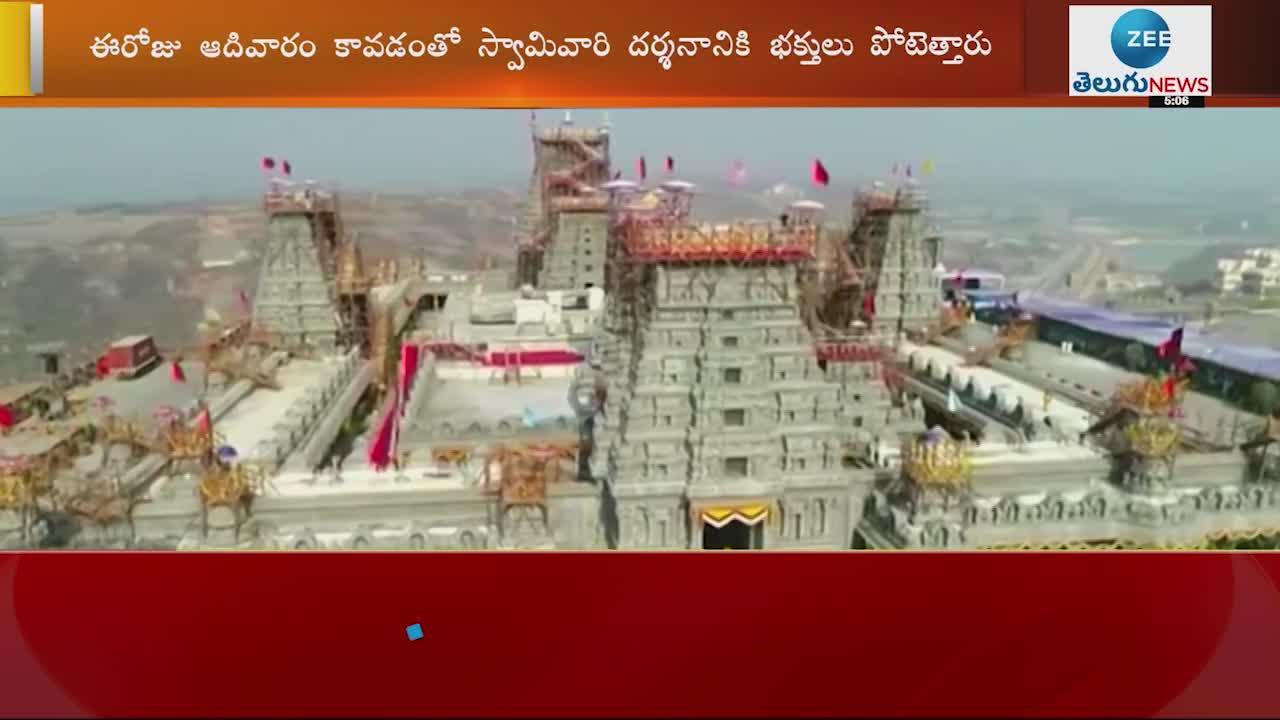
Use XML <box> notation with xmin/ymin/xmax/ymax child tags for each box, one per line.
<box><xmin>3</xmin><ymin>552</ymin><xmax>1278</xmax><ymax>717</ymax></box>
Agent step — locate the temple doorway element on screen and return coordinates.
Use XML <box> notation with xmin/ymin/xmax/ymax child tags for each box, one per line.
<box><xmin>695</xmin><ymin>503</ymin><xmax>771</xmax><ymax>550</ymax></box>
<box><xmin>702</xmin><ymin>519</ymin><xmax>761</xmax><ymax>549</ymax></box>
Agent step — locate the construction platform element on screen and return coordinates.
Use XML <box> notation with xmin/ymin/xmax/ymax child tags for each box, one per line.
<box><xmin>415</xmin><ymin>284</ymin><xmax>601</xmax><ymax>352</ymax></box>
<box><xmin>400</xmin><ymin>370</ymin><xmax>580</xmax><ymax>449</ymax></box>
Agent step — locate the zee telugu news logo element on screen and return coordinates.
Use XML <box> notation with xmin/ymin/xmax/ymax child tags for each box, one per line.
<box><xmin>1069</xmin><ymin>6</ymin><xmax>1212</xmax><ymax>96</ymax></box>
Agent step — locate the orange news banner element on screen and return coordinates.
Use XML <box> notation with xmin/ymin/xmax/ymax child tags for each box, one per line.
<box><xmin>0</xmin><ymin>0</ymin><xmax>1030</xmax><ymax>105</ymax></box>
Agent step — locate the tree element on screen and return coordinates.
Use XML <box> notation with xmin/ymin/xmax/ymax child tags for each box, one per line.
<box><xmin>1123</xmin><ymin>342</ymin><xmax>1147</xmax><ymax>372</ymax></box>
<box><xmin>1249</xmin><ymin>381</ymin><xmax>1280</xmax><ymax>416</ymax></box>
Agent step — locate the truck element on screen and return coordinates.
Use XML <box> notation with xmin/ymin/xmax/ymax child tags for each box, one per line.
<box><xmin>100</xmin><ymin>335</ymin><xmax>160</xmax><ymax>379</ymax></box>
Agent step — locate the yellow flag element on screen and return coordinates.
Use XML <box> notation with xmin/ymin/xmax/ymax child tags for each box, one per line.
<box><xmin>921</xmin><ymin>158</ymin><xmax>936</xmax><ymax>175</ymax></box>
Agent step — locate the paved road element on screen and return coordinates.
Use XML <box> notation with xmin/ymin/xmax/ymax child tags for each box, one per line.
<box><xmin>1028</xmin><ymin>239</ymin><xmax>1110</xmax><ymax>301</ymax></box>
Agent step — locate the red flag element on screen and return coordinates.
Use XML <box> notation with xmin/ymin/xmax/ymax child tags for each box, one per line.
<box><xmin>1162</xmin><ymin>376</ymin><xmax>1177</xmax><ymax>400</ymax></box>
<box><xmin>196</xmin><ymin>408</ymin><xmax>212</xmax><ymax>434</ymax></box>
<box><xmin>400</xmin><ymin>343</ymin><xmax>422</xmax><ymax>412</ymax></box>
<box><xmin>170</xmin><ymin>360</ymin><xmax>186</xmax><ymax>383</ymax></box>
<box><xmin>367</xmin><ymin>398</ymin><xmax>398</xmax><ymax>471</ymax></box>
<box><xmin>664</xmin><ymin>155</ymin><xmax>674</xmax><ymax>174</ymax></box>
<box><xmin>811</xmin><ymin>159</ymin><xmax>830</xmax><ymax>187</ymax></box>
<box><xmin>636</xmin><ymin>156</ymin><xmax>647</xmax><ymax>180</ymax></box>
<box><xmin>0</xmin><ymin>404</ymin><xmax>13</xmax><ymax>429</ymax></box>
<box><xmin>1157</xmin><ymin>327</ymin><xmax>1184</xmax><ymax>360</ymax></box>
<box><xmin>863</xmin><ymin>292</ymin><xmax>876</xmax><ymax>318</ymax></box>
<box><xmin>260</xmin><ymin>156</ymin><xmax>276</xmax><ymax>172</ymax></box>
<box><xmin>95</xmin><ymin>356</ymin><xmax>110</xmax><ymax>378</ymax></box>
<box><xmin>282</xmin><ymin>160</ymin><xmax>292</xmax><ymax>176</ymax></box>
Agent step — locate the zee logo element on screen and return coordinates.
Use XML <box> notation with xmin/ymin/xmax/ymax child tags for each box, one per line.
<box><xmin>1068</xmin><ymin>5</ymin><xmax>1212</xmax><ymax>97</ymax></box>
<box><xmin>1111</xmin><ymin>9</ymin><xmax>1172</xmax><ymax>68</ymax></box>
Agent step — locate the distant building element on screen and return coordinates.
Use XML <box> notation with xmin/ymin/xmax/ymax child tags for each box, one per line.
<box><xmin>935</xmin><ymin>267</ymin><xmax>1006</xmax><ymax>294</ymax></box>
<box><xmin>1215</xmin><ymin>248</ymin><xmax>1280</xmax><ymax>294</ymax></box>
<box><xmin>1098</xmin><ymin>272</ymin><xmax>1162</xmax><ymax>294</ymax></box>
<box><xmin>1241</xmin><ymin>267</ymin><xmax>1280</xmax><ymax>298</ymax></box>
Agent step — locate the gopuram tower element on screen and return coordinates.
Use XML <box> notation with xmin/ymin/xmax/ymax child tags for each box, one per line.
<box><xmin>516</xmin><ymin>112</ymin><xmax>612</xmax><ymax>291</ymax></box>
<box><xmin>588</xmin><ymin>181</ymin><xmax>864</xmax><ymax>550</ymax></box>
<box><xmin>251</xmin><ymin>181</ymin><xmax>371</xmax><ymax>356</ymax></box>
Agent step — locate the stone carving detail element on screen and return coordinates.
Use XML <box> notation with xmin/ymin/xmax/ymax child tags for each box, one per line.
<box><xmin>960</xmin><ymin>491</ymin><xmax>1120</xmax><ymax>531</ymax></box>
<box><xmin>1084</xmin><ymin>495</ymin><xmax>1106</xmax><ymax>518</ymax></box>
<box><xmin>918</xmin><ymin>521</ymin><xmax>954</xmax><ymax>548</ymax></box>
<box><xmin>1160</xmin><ymin>502</ymin><xmax>1190</xmax><ymax>526</ymax></box>
<box><xmin>991</xmin><ymin>500</ymin><xmax>1018</xmax><ymax>525</ymax></box>
<box><xmin>1185</xmin><ymin>484</ymin><xmax>1280</xmax><ymax>516</ymax></box>
<box><xmin>1249</xmin><ymin>485</ymin><xmax>1271</xmax><ymax>509</ymax></box>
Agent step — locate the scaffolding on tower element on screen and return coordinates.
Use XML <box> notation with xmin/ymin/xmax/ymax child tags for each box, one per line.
<box><xmin>607</xmin><ymin>180</ymin><xmax>820</xmax><ymax>339</ymax></box>
<box><xmin>259</xmin><ymin>178</ymin><xmax>372</xmax><ymax>356</ymax></box>
<box><xmin>798</xmin><ymin>180</ymin><xmax>939</xmax><ymax>387</ymax></box>
<box><xmin>516</xmin><ymin>115</ymin><xmax>612</xmax><ymax>288</ymax></box>
<box><xmin>335</xmin><ymin>232</ymin><xmax>373</xmax><ymax>357</ymax></box>
<box><xmin>808</xmin><ymin>182</ymin><xmax>936</xmax><ymax>333</ymax></box>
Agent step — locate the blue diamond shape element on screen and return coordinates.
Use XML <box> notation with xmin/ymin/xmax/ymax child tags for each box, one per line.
<box><xmin>405</xmin><ymin>623</ymin><xmax>424</xmax><ymax>641</ymax></box>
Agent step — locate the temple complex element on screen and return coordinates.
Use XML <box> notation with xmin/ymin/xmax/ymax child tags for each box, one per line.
<box><xmin>3</xmin><ymin>113</ymin><xmax>1280</xmax><ymax>551</ymax></box>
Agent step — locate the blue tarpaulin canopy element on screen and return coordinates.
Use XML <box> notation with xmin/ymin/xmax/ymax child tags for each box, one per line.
<box><xmin>1016</xmin><ymin>290</ymin><xmax>1280</xmax><ymax>381</ymax></box>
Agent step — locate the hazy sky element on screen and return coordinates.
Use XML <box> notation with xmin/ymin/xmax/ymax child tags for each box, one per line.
<box><xmin>0</xmin><ymin>108</ymin><xmax>1274</xmax><ymax>213</ymax></box>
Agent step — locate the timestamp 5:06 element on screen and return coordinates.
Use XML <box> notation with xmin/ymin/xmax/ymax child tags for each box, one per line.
<box><xmin>1148</xmin><ymin>95</ymin><xmax>1204</xmax><ymax>109</ymax></box>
